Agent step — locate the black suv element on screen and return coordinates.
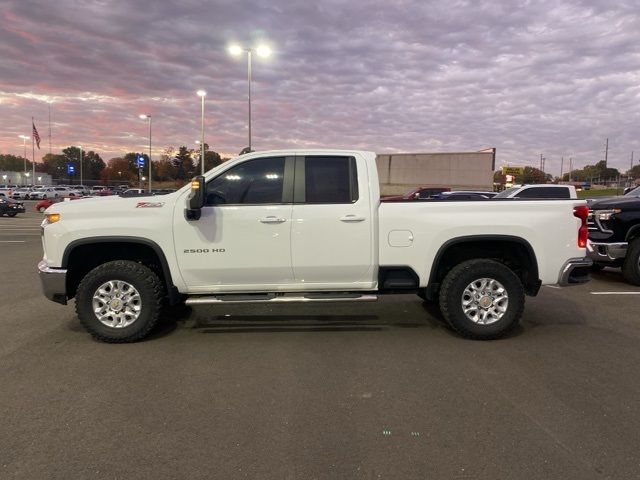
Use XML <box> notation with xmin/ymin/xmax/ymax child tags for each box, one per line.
<box><xmin>587</xmin><ymin>186</ymin><xmax>640</xmax><ymax>284</ymax></box>
<box><xmin>0</xmin><ymin>197</ymin><xmax>26</xmax><ymax>217</ymax></box>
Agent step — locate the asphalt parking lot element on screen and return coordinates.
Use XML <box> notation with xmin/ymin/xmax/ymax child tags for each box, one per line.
<box><xmin>1</xmin><ymin>201</ymin><xmax>640</xmax><ymax>479</ymax></box>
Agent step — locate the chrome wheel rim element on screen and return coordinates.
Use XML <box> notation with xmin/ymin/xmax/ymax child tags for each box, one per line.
<box><xmin>92</xmin><ymin>280</ymin><xmax>142</xmax><ymax>328</ymax></box>
<box><xmin>461</xmin><ymin>278</ymin><xmax>508</xmax><ymax>325</ymax></box>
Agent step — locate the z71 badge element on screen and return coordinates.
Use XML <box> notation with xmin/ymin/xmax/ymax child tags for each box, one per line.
<box><xmin>136</xmin><ymin>201</ymin><xmax>165</xmax><ymax>208</ymax></box>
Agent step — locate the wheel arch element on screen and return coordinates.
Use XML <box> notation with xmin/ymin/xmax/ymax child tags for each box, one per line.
<box><xmin>62</xmin><ymin>236</ymin><xmax>181</xmax><ymax>304</ymax></box>
<box><xmin>625</xmin><ymin>224</ymin><xmax>640</xmax><ymax>243</ymax></box>
<box><xmin>424</xmin><ymin>235</ymin><xmax>540</xmax><ymax>301</ymax></box>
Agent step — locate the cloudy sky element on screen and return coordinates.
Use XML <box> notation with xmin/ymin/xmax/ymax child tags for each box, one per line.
<box><xmin>1</xmin><ymin>0</ymin><xmax>639</xmax><ymax>175</ymax></box>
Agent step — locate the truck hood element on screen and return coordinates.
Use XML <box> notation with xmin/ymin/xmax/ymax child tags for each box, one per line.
<box><xmin>46</xmin><ymin>193</ymin><xmax>177</xmax><ymax>215</ymax></box>
<box><xmin>589</xmin><ymin>195</ymin><xmax>640</xmax><ymax>210</ymax></box>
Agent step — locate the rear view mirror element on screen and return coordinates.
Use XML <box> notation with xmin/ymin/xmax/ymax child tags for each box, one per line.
<box><xmin>185</xmin><ymin>176</ymin><xmax>205</xmax><ymax>221</ymax></box>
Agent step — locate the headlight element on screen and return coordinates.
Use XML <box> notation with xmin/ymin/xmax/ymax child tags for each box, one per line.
<box><xmin>44</xmin><ymin>213</ymin><xmax>61</xmax><ymax>225</ymax></box>
<box><xmin>596</xmin><ymin>209</ymin><xmax>621</xmax><ymax>221</ymax></box>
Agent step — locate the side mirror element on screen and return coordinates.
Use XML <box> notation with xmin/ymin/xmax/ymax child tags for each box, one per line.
<box><xmin>185</xmin><ymin>176</ymin><xmax>205</xmax><ymax>221</ymax></box>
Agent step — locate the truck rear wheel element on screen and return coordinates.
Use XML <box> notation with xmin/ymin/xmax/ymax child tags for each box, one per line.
<box><xmin>75</xmin><ymin>260</ymin><xmax>164</xmax><ymax>343</ymax></box>
<box><xmin>622</xmin><ymin>240</ymin><xmax>640</xmax><ymax>286</ymax></box>
<box><xmin>438</xmin><ymin>259</ymin><xmax>524</xmax><ymax>340</ymax></box>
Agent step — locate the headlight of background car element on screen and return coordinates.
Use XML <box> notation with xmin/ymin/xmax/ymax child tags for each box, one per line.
<box><xmin>596</xmin><ymin>209</ymin><xmax>621</xmax><ymax>221</ymax></box>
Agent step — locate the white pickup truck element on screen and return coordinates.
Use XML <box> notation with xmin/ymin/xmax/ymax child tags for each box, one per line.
<box><xmin>38</xmin><ymin>149</ymin><xmax>592</xmax><ymax>342</ymax></box>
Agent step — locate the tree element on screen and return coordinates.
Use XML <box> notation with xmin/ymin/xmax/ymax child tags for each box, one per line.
<box><xmin>61</xmin><ymin>147</ymin><xmax>105</xmax><ymax>180</ymax></box>
<box><xmin>520</xmin><ymin>167</ymin><xmax>550</xmax><ymax>184</ymax></box>
<box><xmin>101</xmin><ymin>157</ymin><xmax>139</xmax><ymax>184</ymax></box>
<box><xmin>194</xmin><ymin>143</ymin><xmax>223</xmax><ymax>174</ymax></box>
<box><xmin>0</xmin><ymin>154</ymin><xmax>32</xmax><ymax>172</ymax></box>
<box><xmin>173</xmin><ymin>146</ymin><xmax>194</xmax><ymax>180</ymax></box>
<box><xmin>563</xmin><ymin>160</ymin><xmax>620</xmax><ymax>182</ymax></box>
<box><xmin>41</xmin><ymin>153</ymin><xmax>68</xmax><ymax>178</ymax></box>
<box><xmin>627</xmin><ymin>164</ymin><xmax>640</xmax><ymax>180</ymax></box>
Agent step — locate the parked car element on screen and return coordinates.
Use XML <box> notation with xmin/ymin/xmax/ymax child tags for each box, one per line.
<box><xmin>11</xmin><ymin>187</ymin><xmax>34</xmax><ymax>199</ymax></box>
<box><xmin>382</xmin><ymin>186</ymin><xmax>451</xmax><ymax>202</ymax></box>
<box><xmin>91</xmin><ymin>185</ymin><xmax>108</xmax><ymax>193</ymax></box>
<box><xmin>0</xmin><ymin>197</ymin><xmax>26</xmax><ymax>216</ymax></box>
<box><xmin>494</xmin><ymin>184</ymin><xmax>577</xmax><ymax>199</ymax></box>
<box><xmin>431</xmin><ymin>191</ymin><xmax>497</xmax><ymax>200</ymax></box>
<box><xmin>35</xmin><ymin>198</ymin><xmax>55</xmax><ymax>212</ymax></box>
<box><xmin>587</xmin><ymin>186</ymin><xmax>640</xmax><ymax>284</ymax></box>
<box><xmin>39</xmin><ymin>149</ymin><xmax>591</xmax><ymax>343</ymax></box>
<box><xmin>31</xmin><ymin>187</ymin><xmax>62</xmax><ymax>199</ymax></box>
<box><xmin>120</xmin><ymin>188</ymin><xmax>149</xmax><ymax>197</ymax></box>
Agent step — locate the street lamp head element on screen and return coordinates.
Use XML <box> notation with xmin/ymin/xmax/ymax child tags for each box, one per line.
<box><xmin>197</xmin><ymin>89</ymin><xmax>207</xmax><ymax>97</ymax></box>
<box><xmin>139</xmin><ymin>114</ymin><xmax>151</xmax><ymax>119</ymax></box>
<box><xmin>18</xmin><ymin>135</ymin><xmax>29</xmax><ymax>140</ymax></box>
<box><xmin>195</xmin><ymin>140</ymin><xmax>201</xmax><ymax>144</ymax></box>
<box><xmin>228</xmin><ymin>44</ymin><xmax>243</xmax><ymax>56</ymax></box>
<box><xmin>256</xmin><ymin>45</ymin><xmax>272</xmax><ymax>58</ymax></box>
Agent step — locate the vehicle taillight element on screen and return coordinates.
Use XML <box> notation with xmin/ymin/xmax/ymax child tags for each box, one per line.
<box><xmin>573</xmin><ymin>205</ymin><xmax>589</xmax><ymax>248</ymax></box>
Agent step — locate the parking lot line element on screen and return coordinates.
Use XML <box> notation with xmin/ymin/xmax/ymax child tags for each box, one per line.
<box><xmin>0</xmin><ymin>233</ymin><xmax>42</xmax><ymax>236</ymax></box>
<box><xmin>0</xmin><ymin>240</ymin><xmax>26</xmax><ymax>243</ymax></box>
<box><xmin>591</xmin><ymin>291</ymin><xmax>640</xmax><ymax>295</ymax></box>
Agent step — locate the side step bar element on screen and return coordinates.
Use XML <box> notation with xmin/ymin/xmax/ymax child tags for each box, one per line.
<box><xmin>185</xmin><ymin>293</ymin><xmax>378</xmax><ymax>305</ymax></box>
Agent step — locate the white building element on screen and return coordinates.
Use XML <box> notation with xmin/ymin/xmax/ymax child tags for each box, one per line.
<box><xmin>0</xmin><ymin>171</ymin><xmax>52</xmax><ymax>186</ymax></box>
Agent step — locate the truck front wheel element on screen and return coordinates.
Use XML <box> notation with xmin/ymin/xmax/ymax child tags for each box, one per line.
<box><xmin>75</xmin><ymin>260</ymin><xmax>164</xmax><ymax>343</ymax></box>
<box><xmin>622</xmin><ymin>240</ymin><xmax>640</xmax><ymax>286</ymax></box>
<box><xmin>438</xmin><ymin>259</ymin><xmax>524</xmax><ymax>340</ymax></box>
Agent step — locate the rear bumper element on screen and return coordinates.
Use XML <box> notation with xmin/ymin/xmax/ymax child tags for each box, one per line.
<box><xmin>587</xmin><ymin>240</ymin><xmax>627</xmax><ymax>264</ymax></box>
<box><xmin>558</xmin><ymin>257</ymin><xmax>593</xmax><ymax>286</ymax></box>
<box><xmin>38</xmin><ymin>260</ymin><xmax>67</xmax><ymax>305</ymax></box>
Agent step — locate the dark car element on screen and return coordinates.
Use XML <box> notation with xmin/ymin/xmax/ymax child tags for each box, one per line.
<box><xmin>0</xmin><ymin>197</ymin><xmax>26</xmax><ymax>217</ymax></box>
<box><xmin>431</xmin><ymin>191</ymin><xmax>497</xmax><ymax>200</ymax></box>
<box><xmin>381</xmin><ymin>186</ymin><xmax>451</xmax><ymax>202</ymax></box>
<box><xmin>587</xmin><ymin>187</ymin><xmax>640</xmax><ymax>284</ymax></box>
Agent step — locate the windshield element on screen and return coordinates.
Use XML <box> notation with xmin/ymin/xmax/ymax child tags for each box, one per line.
<box><xmin>624</xmin><ymin>186</ymin><xmax>640</xmax><ymax>197</ymax></box>
<box><xmin>494</xmin><ymin>187</ymin><xmax>519</xmax><ymax>198</ymax></box>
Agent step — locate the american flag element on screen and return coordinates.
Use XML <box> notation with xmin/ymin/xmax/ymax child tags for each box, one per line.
<box><xmin>32</xmin><ymin>121</ymin><xmax>41</xmax><ymax>149</ymax></box>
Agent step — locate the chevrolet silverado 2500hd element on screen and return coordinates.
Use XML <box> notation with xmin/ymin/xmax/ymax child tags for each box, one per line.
<box><xmin>38</xmin><ymin>150</ymin><xmax>592</xmax><ymax>342</ymax></box>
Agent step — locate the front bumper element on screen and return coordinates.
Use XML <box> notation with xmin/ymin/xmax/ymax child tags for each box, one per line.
<box><xmin>587</xmin><ymin>240</ymin><xmax>627</xmax><ymax>264</ymax></box>
<box><xmin>38</xmin><ymin>260</ymin><xmax>67</xmax><ymax>305</ymax></box>
<box><xmin>558</xmin><ymin>257</ymin><xmax>593</xmax><ymax>286</ymax></box>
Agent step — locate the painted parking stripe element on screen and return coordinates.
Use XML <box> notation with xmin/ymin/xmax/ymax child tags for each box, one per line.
<box><xmin>0</xmin><ymin>240</ymin><xmax>26</xmax><ymax>243</ymax></box>
<box><xmin>591</xmin><ymin>291</ymin><xmax>640</xmax><ymax>295</ymax></box>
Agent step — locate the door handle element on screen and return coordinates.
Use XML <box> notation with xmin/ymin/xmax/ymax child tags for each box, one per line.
<box><xmin>339</xmin><ymin>214</ymin><xmax>365</xmax><ymax>222</ymax></box>
<box><xmin>260</xmin><ymin>216</ymin><xmax>286</xmax><ymax>224</ymax></box>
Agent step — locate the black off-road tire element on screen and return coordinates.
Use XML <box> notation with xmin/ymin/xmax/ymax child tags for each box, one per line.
<box><xmin>7</xmin><ymin>212</ymin><xmax>17</xmax><ymax>217</ymax></box>
<box><xmin>622</xmin><ymin>240</ymin><xmax>640</xmax><ymax>286</ymax></box>
<box><xmin>75</xmin><ymin>260</ymin><xmax>164</xmax><ymax>343</ymax></box>
<box><xmin>438</xmin><ymin>259</ymin><xmax>525</xmax><ymax>340</ymax></box>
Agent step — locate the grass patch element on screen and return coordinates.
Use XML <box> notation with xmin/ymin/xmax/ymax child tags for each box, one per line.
<box><xmin>577</xmin><ymin>188</ymin><xmax>623</xmax><ymax>199</ymax></box>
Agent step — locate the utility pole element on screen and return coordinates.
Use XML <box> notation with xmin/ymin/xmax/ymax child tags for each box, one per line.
<box><xmin>560</xmin><ymin>157</ymin><xmax>564</xmax><ymax>180</ymax></box>
<box><xmin>569</xmin><ymin>157</ymin><xmax>573</xmax><ymax>182</ymax></box>
<box><xmin>540</xmin><ymin>153</ymin><xmax>543</xmax><ymax>170</ymax></box>
<box><xmin>604</xmin><ymin>138</ymin><xmax>609</xmax><ymax>167</ymax></box>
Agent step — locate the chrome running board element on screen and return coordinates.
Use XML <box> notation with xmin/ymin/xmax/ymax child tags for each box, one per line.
<box><xmin>185</xmin><ymin>293</ymin><xmax>378</xmax><ymax>305</ymax></box>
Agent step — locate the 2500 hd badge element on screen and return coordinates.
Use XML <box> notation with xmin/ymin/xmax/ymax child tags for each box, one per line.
<box><xmin>183</xmin><ymin>248</ymin><xmax>226</xmax><ymax>253</ymax></box>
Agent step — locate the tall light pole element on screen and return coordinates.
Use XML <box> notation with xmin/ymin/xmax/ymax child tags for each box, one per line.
<box><xmin>228</xmin><ymin>43</ymin><xmax>272</xmax><ymax>152</ymax></box>
<box><xmin>197</xmin><ymin>90</ymin><xmax>206</xmax><ymax>174</ymax></box>
<box><xmin>139</xmin><ymin>114</ymin><xmax>152</xmax><ymax>192</ymax></box>
<box><xmin>77</xmin><ymin>145</ymin><xmax>83</xmax><ymax>186</ymax></box>
<box><xmin>18</xmin><ymin>135</ymin><xmax>29</xmax><ymax>173</ymax></box>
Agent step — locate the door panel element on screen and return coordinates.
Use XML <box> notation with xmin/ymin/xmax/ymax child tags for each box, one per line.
<box><xmin>291</xmin><ymin>155</ymin><xmax>374</xmax><ymax>286</ymax></box>
<box><xmin>173</xmin><ymin>156</ymin><xmax>295</xmax><ymax>290</ymax></box>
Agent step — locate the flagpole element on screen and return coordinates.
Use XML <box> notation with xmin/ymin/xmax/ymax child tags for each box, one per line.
<box><xmin>32</xmin><ymin>117</ymin><xmax>35</xmax><ymax>184</ymax></box>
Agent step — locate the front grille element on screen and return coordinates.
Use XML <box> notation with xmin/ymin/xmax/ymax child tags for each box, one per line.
<box><xmin>587</xmin><ymin>212</ymin><xmax>598</xmax><ymax>231</ymax></box>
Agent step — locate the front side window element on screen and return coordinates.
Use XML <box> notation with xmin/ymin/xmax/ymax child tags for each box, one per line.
<box><xmin>205</xmin><ymin>157</ymin><xmax>286</xmax><ymax>205</ymax></box>
<box><xmin>303</xmin><ymin>156</ymin><xmax>358</xmax><ymax>204</ymax></box>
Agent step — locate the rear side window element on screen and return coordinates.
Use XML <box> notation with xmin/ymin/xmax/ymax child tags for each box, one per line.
<box><xmin>302</xmin><ymin>156</ymin><xmax>358</xmax><ymax>204</ymax></box>
<box><xmin>517</xmin><ymin>187</ymin><xmax>570</xmax><ymax>199</ymax></box>
<box><xmin>205</xmin><ymin>157</ymin><xmax>286</xmax><ymax>205</ymax></box>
